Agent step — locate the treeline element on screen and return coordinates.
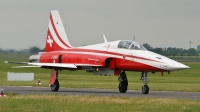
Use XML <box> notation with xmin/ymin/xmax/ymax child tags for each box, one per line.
<box><xmin>0</xmin><ymin>44</ymin><xmax>199</xmax><ymax>57</ymax></box>
<box><xmin>143</xmin><ymin>43</ymin><xmax>199</xmax><ymax>57</ymax></box>
<box><xmin>0</xmin><ymin>46</ymin><xmax>44</xmax><ymax>55</ymax></box>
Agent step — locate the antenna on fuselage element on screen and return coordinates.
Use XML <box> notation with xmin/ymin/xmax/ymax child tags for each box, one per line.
<box><xmin>103</xmin><ymin>34</ymin><xmax>108</xmax><ymax>43</ymax></box>
<box><xmin>133</xmin><ymin>35</ymin><xmax>135</xmax><ymax>41</ymax></box>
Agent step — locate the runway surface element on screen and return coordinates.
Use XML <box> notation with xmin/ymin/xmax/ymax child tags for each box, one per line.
<box><xmin>1</xmin><ymin>86</ymin><xmax>199</xmax><ymax>100</ymax></box>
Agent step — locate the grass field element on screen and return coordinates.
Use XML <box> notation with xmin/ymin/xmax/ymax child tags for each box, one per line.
<box><xmin>0</xmin><ymin>58</ymin><xmax>200</xmax><ymax>92</ymax></box>
<box><xmin>1</xmin><ymin>54</ymin><xmax>200</xmax><ymax>111</ymax></box>
<box><xmin>0</xmin><ymin>94</ymin><xmax>200</xmax><ymax>112</ymax></box>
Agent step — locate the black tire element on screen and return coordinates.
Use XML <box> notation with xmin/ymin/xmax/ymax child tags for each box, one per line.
<box><xmin>119</xmin><ymin>81</ymin><xmax>128</xmax><ymax>93</ymax></box>
<box><xmin>142</xmin><ymin>85</ymin><xmax>149</xmax><ymax>94</ymax></box>
<box><xmin>51</xmin><ymin>78</ymin><xmax>59</xmax><ymax>91</ymax></box>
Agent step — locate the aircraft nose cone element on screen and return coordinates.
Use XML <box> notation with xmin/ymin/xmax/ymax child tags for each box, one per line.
<box><xmin>174</xmin><ymin>63</ymin><xmax>190</xmax><ymax>70</ymax></box>
<box><xmin>169</xmin><ymin>61</ymin><xmax>190</xmax><ymax>71</ymax></box>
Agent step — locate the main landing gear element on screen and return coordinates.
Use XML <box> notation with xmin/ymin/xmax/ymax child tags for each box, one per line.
<box><xmin>118</xmin><ymin>71</ymin><xmax>128</xmax><ymax>93</ymax></box>
<box><xmin>118</xmin><ymin>71</ymin><xmax>149</xmax><ymax>94</ymax></box>
<box><xmin>140</xmin><ymin>72</ymin><xmax>149</xmax><ymax>94</ymax></box>
<box><xmin>50</xmin><ymin>68</ymin><xmax>60</xmax><ymax>91</ymax></box>
<box><xmin>51</xmin><ymin>78</ymin><xmax>59</xmax><ymax>91</ymax></box>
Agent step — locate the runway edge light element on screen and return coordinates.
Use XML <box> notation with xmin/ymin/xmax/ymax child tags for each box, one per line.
<box><xmin>36</xmin><ymin>79</ymin><xmax>42</xmax><ymax>85</ymax></box>
<box><xmin>0</xmin><ymin>89</ymin><xmax>6</xmax><ymax>97</ymax></box>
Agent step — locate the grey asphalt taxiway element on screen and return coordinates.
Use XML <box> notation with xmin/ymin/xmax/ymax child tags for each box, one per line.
<box><xmin>0</xmin><ymin>86</ymin><xmax>199</xmax><ymax>100</ymax></box>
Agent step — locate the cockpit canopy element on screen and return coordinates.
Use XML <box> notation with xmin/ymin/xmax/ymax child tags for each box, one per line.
<box><xmin>118</xmin><ymin>40</ymin><xmax>147</xmax><ymax>50</ymax></box>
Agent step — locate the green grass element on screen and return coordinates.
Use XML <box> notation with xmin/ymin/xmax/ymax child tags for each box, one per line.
<box><xmin>0</xmin><ymin>59</ymin><xmax>200</xmax><ymax>92</ymax></box>
<box><xmin>0</xmin><ymin>94</ymin><xmax>200</xmax><ymax>112</ymax></box>
<box><xmin>1</xmin><ymin>54</ymin><xmax>200</xmax><ymax>111</ymax></box>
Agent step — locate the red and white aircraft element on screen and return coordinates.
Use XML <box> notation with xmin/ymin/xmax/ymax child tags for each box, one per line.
<box><xmin>6</xmin><ymin>10</ymin><xmax>189</xmax><ymax>94</ymax></box>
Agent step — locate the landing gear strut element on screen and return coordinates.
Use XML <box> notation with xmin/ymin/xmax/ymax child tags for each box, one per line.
<box><xmin>118</xmin><ymin>71</ymin><xmax>128</xmax><ymax>93</ymax></box>
<box><xmin>140</xmin><ymin>72</ymin><xmax>149</xmax><ymax>94</ymax></box>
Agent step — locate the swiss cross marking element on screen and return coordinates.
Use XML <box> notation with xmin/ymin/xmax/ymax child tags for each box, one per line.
<box><xmin>47</xmin><ymin>36</ymin><xmax>53</xmax><ymax>47</ymax></box>
<box><xmin>103</xmin><ymin>43</ymin><xmax>110</xmax><ymax>50</ymax></box>
<box><xmin>107</xmin><ymin>43</ymin><xmax>110</xmax><ymax>50</ymax></box>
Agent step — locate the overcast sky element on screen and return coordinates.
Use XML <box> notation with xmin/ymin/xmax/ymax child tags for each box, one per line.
<box><xmin>0</xmin><ymin>0</ymin><xmax>200</xmax><ymax>50</ymax></box>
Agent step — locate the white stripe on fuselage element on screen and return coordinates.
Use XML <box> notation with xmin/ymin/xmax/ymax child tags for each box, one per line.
<box><xmin>52</xmin><ymin>48</ymin><xmax>166</xmax><ymax>70</ymax></box>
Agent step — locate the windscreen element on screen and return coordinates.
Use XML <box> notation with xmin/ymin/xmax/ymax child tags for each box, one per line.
<box><xmin>118</xmin><ymin>40</ymin><xmax>147</xmax><ymax>51</ymax></box>
<box><xmin>129</xmin><ymin>43</ymin><xmax>147</xmax><ymax>50</ymax></box>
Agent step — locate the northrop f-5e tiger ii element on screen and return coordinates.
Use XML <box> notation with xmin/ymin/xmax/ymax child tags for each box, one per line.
<box><xmin>5</xmin><ymin>10</ymin><xmax>189</xmax><ymax>94</ymax></box>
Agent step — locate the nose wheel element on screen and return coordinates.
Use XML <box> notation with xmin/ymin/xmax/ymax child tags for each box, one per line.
<box><xmin>142</xmin><ymin>85</ymin><xmax>149</xmax><ymax>94</ymax></box>
<box><xmin>140</xmin><ymin>72</ymin><xmax>149</xmax><ymax>94</ymax></box>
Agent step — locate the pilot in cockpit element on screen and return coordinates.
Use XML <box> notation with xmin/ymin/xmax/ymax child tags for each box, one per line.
<box><xmin>134</xmin><ymin>44</ymin><xmax>140</xmax><ymax>50</ymax></box>
<box><xmin>118</xmin><ymin>40</ymin><xmax>147</xmax><ymax>51</ymax></box>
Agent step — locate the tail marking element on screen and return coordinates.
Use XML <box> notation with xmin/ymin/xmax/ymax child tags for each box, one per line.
<box><xmin>49</xmin><ymin>13</ymin><xmax>72</xmax><ymax>48</ymax></box>
<box><xmin>47</xmin><ymin>36</ymin><xmax>53</xmax><ymax>47</ymax></box>
<box><xmin>45</xmin><ymin>10</ymin><xmax>72</xmax><ymax>52</ymax></box>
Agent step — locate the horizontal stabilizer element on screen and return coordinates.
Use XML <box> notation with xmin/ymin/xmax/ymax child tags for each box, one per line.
<box><xmin>4</xmin><ymin>61</ymin><xmax>28</xmax><ymax>64</ymax></box>
<box><xmin>12</xmin><ymin>66</ymin><xmax>41</xmax><ymax>68</ymax></box>
<box><xmin>28</xmin><ymin>63</ymin><xmax>77</xmax><ymax>68</ymax></box>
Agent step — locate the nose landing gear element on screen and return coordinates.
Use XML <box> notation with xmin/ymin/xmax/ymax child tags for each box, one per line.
<box><xmin>140</xmin><ymin>72</ymin><xmax>149</xmax><ymax>94</ymax></box>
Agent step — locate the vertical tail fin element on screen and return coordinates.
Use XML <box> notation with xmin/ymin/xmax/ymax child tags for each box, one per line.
<box><xmin>45</xmin><ymin>10</ymin><xmax>72</xmax><ymax>52</ymax></box>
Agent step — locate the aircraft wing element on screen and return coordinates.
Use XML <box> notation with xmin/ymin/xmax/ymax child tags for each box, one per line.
<box><xmin>74</xmin><ymin>64</ymin><xmax>103</xmax><ymax>67</ymax></box>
